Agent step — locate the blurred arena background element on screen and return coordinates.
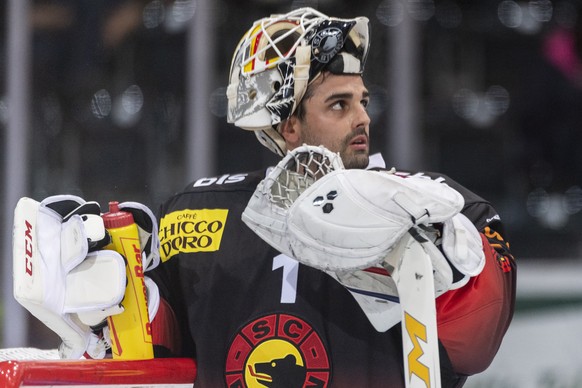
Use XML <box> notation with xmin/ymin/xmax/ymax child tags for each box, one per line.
<box><xmin>1</xmin><ymin>1</ymin><xmax>581</xmax><ymax>386</ymax></box>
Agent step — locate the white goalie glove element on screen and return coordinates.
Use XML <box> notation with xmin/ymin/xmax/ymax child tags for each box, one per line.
<box><xmin>12</xmin><ymin>195</ymin><xmax>160</xmax><ymax>359</ymax></box>
<box><xmin>243</xmin><ymin>144</ymin><xmax>465</xmax><ymax>270</ymax></box>
<box><xmin>243</xmin><ymin>145</ymin><xmax>486</xmax><ymax>331</ymax></box>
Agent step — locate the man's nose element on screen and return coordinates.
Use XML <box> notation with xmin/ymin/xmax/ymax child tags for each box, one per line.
<box><xmin>353</xmin><ymin>103</ymin><xmax>371</xmax><ymax>129</ymax></box>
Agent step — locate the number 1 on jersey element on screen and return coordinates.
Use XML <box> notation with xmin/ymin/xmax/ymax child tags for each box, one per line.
<box><xmin>272</xmin><ymin>254</ymin><xmax>299</xmax><ymax>303</ymax></box>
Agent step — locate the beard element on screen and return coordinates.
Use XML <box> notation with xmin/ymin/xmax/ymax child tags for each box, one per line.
<box><xmin>340</xmin><ymin>150</ymin><xmax>369</xmax><ymax>169</ymax></box>
<box><xmin>339</xmin><ymin>128</ymin><xmax>370</xmax><ymax>169</ymax></box>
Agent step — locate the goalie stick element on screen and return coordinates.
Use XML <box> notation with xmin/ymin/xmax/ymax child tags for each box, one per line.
<box><xmin>384</xmin><ymin>228</ymin><xmax>442</xmax><ymax>388</ymax></box>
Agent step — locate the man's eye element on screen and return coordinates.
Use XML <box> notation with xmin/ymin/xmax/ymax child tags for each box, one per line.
<box><xmin>331</xmin><ymin>101</ymin><xmax>344</xmax><ymax>110</ymax></box>
<box><xmin>362</xmin><ymin>99</ymin><xmax>370</xmax><ymax>109</ymax></box>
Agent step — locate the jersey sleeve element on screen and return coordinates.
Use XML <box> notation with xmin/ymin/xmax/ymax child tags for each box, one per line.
<box><xmin>435</xmin><ymin>192</ymin><xmax>516</xmax><ymax>376</ymax></box>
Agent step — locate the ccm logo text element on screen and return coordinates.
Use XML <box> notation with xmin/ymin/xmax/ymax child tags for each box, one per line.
<box><xmin>24</xmin><ymin>220</ymin><xmax>33</xmax><ymax>276</ymax></box>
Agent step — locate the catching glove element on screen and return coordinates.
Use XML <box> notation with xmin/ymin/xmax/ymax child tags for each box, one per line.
<box><xmin>243</xmin><ymin>145</ymin><xmax>464</xmax><ymax>271</ymax></box>
<box><xmin>243</xmin><ymin>145</ymin><xmax>486</xmax><ymax>332</ymax></box>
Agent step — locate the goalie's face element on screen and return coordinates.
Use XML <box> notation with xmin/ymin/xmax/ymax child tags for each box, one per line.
<box><xmin>282</xmin><ymin>73</ymin><xmax>371</xmax><ymax>169</ymax></box>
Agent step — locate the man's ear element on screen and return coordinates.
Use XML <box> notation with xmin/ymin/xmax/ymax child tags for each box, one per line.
<box><xmin>280</xmin><ymin>117</ymin><xmax>301</xmax><ymax>148</ymax></box>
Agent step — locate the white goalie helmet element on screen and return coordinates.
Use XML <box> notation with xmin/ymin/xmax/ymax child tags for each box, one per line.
<box><xmin>226</xmin><ymin>7</ymin><xmax>370</xmax><ymax>156</ymax></box>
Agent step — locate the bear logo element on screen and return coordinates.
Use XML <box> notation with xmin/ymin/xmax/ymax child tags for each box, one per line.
<box><xmin>253</xmin><ymin>354</ymin><xmax>306</xmax><ymax>387</ymax></box>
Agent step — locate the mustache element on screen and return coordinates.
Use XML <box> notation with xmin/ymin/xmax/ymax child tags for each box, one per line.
<box><xmin>343</xmin><ymin>127</ymin><xmax>369</xmax><ymax>146</ymax></box>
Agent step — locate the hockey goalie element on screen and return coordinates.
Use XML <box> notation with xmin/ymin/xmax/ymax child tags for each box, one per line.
<box><xmin>7</xmin><ymin>147</ymin><xmax>514</xmax><ymax>388</ymax></box>
<box><xmin>5</xmin><ymin>6</ymin><xmax>516</xmax><ymax>388</ymax></box>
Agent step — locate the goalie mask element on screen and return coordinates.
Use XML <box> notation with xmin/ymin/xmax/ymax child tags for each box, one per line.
<box><xmin>226</xmin><ymin>7</ymin><xmax>370</xmax><ymax>156</ymax></box>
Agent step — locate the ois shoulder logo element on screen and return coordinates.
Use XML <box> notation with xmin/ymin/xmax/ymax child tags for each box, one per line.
<box><xmin>193</xmin><ymin>174</ymin><xmax>247</xmax><ymax>187</ymax></box>
<box><xmin>225</xmin><ymin>313</ymin><xmax>331</xmax><ymax>388</ymax></box>
<box><xmin>158</xmin><ymin>208</ymin><xmax>228</xmax><ymax>262</ymax></box>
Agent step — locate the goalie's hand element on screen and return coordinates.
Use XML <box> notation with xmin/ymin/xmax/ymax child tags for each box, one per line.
<box><xmin>85</xmin><ymin>276</ymin><xmax>160</xmax><ymax>359</ymax></box>
<box><xmin>285</xmin><ymin>168</ymin><xmax>465</xmax><ymax>271</ymax></box>
<box><xmin>13</xmin><ymin>195</ymin><xmax>162</xmax><ymax>359</ymax></box>
<box><xmin>441</xmin><ymin>212</ymin><xmax>486</xmax><ymax>289</ymax></box>
<box><xmin>13</xmin><ymin>195</ymin><xmax>126</xmax><ymax>359</ymax></box>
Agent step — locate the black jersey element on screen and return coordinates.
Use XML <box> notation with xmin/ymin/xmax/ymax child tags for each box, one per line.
<box><xmin>151</xmin><ymin>168</ymin><xmax>515</xmax><ymax>388</ymax></box>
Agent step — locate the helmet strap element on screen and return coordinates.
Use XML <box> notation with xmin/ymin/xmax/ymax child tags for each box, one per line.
<box><xmin>292</xmin><ymin>46</ymin><xmax>311</xmax><ymax>114</ymax></box>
